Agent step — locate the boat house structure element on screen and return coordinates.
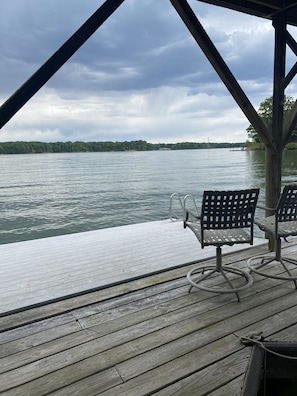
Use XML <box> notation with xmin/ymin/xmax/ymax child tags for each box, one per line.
<box><xmin>1</xmin><ymin>1</ymin><xmax>297</xmax><ymax>395</ymax></box>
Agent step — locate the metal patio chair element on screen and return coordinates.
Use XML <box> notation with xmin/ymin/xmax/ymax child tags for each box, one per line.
<box><xmin>248</xmin><ymin>184</ymin><xmax>297</xmax><ymax>288</ymax></box>
<box><xmin>184</xmin><ymin>188</ymin><xmax>259</xmax><ymax>302</ymax></box>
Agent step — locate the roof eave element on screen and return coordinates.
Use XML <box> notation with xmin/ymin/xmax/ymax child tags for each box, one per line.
<box><xmin>196</xmin><ymin>0</ymin><xmax>297</xmax><ymax>27</ymax></box>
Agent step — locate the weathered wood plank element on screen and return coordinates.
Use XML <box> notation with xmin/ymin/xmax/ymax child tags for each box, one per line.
<box><xmin>4</xmin><ymin>367</ymin><xmax>123</xmax><ymax>396</ymax></box>
<box><xmin>112</xmin><ymin>289</ymin><xmax>296</xmax><ymax>382</ymax></box>
<box><xmin>0</xmin><ymin>320</ymin><xmax>82</xmax><ymax>358</ymax></box>
<box><xmin>0</xmin><ymin>329</ymin><xmax>100</xmax><ymax>374</ymax></box>
<box><xmin>208</xmin><ymin>375</ymin><xmax>245</xmax><ymax>396</ymax></box>
<box><xmin>0</xmin><ymin>277</ymin><xmax>293</xmax><ymax>394</ymax></box>
<box><xmin>261</xmin><ymin>320</ymin><xmax>297</xmax><ymax>342</ymax></box>
<box><xmin>78</xmin><ymin>275</ymin><xmax>293</xmax><ymax>338</ymax></box>
<box><xmin>0</xmin><ymin>239</ymin><xmax>297</xmax><ymax>395</ymax></box>
<box><xmin>0</xmin><ymin>256</ymin><xmax>288</xmax><ymax>352</ymax></box>
<box><xmin>151</xmin><ymin>351</ymin><xmax>249</xmax><ymax>396</ymax></box>
<box><xmin>0</xmin><ymin>334</ymin><xmax>238</xmax><ymax>396</ymax></box>
<box><xmin>49</xmin><ymin>368</ymin><xmax>123</xmax><ymax>396</ymax></box>
<box><xmin>235</xmin><ymin>303</ymin><xmax>297</xmax><ymax>343</ymax></box>
<box><xmin>0</xmin><ymin>219</ymin><xmax>266</xmax><ymax>314</ymax></box>
<box><xmin>98</xmin><ymin>337</ymin><xmax>249</xmax><ymax>396</ymax></box>
<box><xmin>0</xmin><ymin>312</ymin><xmax>76</xmax><ymax>344</ymax></box>
<box><xmin>0</xmin><ymin>242</ymin><xmax>269</xmax><ymax>332</ymax></box>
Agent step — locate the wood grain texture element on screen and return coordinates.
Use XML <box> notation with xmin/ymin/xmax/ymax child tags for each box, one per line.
<box><xmin>0</xmin><ymin>226</ymin><xmax>297</xmax><ymax>395</ymax></box>
<box><xmin>0</xmin><ymin>220</ymin><xmax>265</xmax><ymax>314</ymax></box>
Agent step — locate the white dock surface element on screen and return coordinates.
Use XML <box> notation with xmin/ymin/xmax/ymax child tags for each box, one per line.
<box><xmin>0</xmin><ymin>220</ymin><xmax>265</xmax><ymax>314</ymax></box>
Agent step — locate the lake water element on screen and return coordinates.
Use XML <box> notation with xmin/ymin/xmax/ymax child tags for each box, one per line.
<box><xmin>1</xmin><ymin>148</ymin><xmax>297</xmax><ymax>244</ymax></box>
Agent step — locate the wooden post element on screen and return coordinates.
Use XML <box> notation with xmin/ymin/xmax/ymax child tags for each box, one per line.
<box><xmin>265</xmin><ymin>16</ymin><xmax>287</xmax><ymax>250</ymax></box>
<box><xmin>265</xmin><ymin>145</ymin><xmax>280</xmax><ymax>250</ymax></box>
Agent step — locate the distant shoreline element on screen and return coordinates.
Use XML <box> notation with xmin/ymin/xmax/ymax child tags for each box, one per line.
<box><xmin>0</xmin><ymin>140</ymin><xmax>245</xmax><ymax>154</ymax></box>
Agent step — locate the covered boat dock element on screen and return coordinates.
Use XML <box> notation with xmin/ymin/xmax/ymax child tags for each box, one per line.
<box><xmin>1</xmin><ymin>0</ymin><xmax>297</xmax><ymax>394</ymax></box>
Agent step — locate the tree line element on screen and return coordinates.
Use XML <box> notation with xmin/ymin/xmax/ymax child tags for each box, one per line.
<box><xmin>0</xmin><ymin>140</ymin><xmax>245</xmax><ymax>154</ymax></box>
<box><xmin>2</xmin><ymin>96</ymin><xmax>297</xmax><ymax>154</ymax></box>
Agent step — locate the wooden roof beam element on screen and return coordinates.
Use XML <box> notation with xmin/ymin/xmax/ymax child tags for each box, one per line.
<box><xmin>286</xmin><ymin>30</ymin><xmax>297</xmax><ymax>55</ymax></box>
<box><xmin>196</xmin><ymin>1</ymin><xmax>297</xmax><ymax>26</ymax></box>
<box><xmin>281</xmin><ymin>30</ymin><xmax>297</xmax><ymax>147</ymax></box>
<box><xmin>0</xmin><ymin>0</ymin><xmax>126</xmax><ymax>130</ymax></box>
<box><xmin>170</xmin><ymin>0</ymin><xmax>276</xmax><ymax>152</ymax></box>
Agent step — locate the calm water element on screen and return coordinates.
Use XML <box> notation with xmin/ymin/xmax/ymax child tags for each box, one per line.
<box><xmin>1</xmin><ymin>148</ymin><xmax>297</xmax><ymax>244</ymax></box>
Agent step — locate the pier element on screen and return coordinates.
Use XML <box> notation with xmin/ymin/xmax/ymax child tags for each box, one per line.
<box><xmin>1</xmin><ymin>221</ymin><xmax>297</xmax><ymax>395</ymax></box>
<box><xmin>0</xmin><ymin>219</ymin><xmax>265</xmax><ymax>315</ymax></box>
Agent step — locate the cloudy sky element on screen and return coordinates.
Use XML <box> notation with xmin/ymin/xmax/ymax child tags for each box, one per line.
<box><xmin>0</xmin><ymin>0</ymin><xmax>297</xmax><ymax>143</ymax></box>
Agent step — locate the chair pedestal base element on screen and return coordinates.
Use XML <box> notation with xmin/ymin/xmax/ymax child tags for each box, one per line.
<box><xmin>247</xmin><ymin>255</ymin><xmax>297</xmax><ymax>289</ymax></box>
<box><xmin>187</xmin><ymin>265</ymin><xmax>253</xmax><ymax>302</ymax></box>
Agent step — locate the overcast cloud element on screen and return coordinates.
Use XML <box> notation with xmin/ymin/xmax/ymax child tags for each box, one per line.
<box><xmin>0</xmin><ymin>0</ymin><xmax>297</xmax><ymax>143</ymax></box>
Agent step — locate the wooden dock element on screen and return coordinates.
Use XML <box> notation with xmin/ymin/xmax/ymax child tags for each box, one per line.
<box><xmin>1</xmin><ymin>221</ymin><xmax>297</xmax><ymax>395</ymax></box>
<box><xmin>0</xmin><ymin>219</ymin><xmax>265</xmax><ymax>315</ymax></box>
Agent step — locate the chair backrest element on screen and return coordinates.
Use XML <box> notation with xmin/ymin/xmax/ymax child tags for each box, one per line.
<box><xmin>276</xmin><ymin>184</ymin><xmax>297</xmax><ymax>222</ymax></box>
<box><xmin>201</xmin><ymin>189</ymin><xmax>259</xmax><ymax>231</ymax></box>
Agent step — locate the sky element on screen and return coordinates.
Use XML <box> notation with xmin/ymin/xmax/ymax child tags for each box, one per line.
<box><xmin>0</xmin><ymin>0</ymin><xmax>297</xmax><ymax>144</ymax></box>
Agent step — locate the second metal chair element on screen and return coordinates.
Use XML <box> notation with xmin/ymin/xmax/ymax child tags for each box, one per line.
<box><xmin>248</xmin><ymin>184</ymin><xmax>297</xmax><ymax>288</ymax></box>
<box><xmin>184</xmin><ymin>188</ymin><xmax>259</xmax><ymax>302</ymax></box>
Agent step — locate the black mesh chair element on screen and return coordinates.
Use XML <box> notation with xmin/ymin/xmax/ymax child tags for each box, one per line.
<box><xmin>184</xmin><ymin>189</ymin><xmax>259</xmax><ymax>302</ymax></box>
<box><xmin>248</xmin><ymin>184</ymin><xmax>297</xmax><ymax>288</ymax></box>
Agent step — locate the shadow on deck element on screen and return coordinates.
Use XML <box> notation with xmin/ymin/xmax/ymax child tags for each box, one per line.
<box><xmin>1</xmin><ymin>237</ymin><xmax>297</xmax><ymax>395</ymax></box>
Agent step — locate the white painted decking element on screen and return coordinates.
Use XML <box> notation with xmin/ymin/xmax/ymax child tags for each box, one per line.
<box><xmin>0</xmin><ymin>219</ymin><xmax>265</xmax><ymax>314</ymax></box>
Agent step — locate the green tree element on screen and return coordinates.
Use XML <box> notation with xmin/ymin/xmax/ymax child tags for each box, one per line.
<box><xmin>247</xmin><ymin>95</ymin><xmax>297</xmax><ymax>143</ymax></box>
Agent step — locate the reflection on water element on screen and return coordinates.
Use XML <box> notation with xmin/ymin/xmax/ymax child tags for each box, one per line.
<box><xmin>0</xmin><ymin>149</ymin><xmax>296</xmax><ymax>244</ymax></box>
<box><xmin>246</xmin><ymin>150</ymin><xmax>266</xmax><ymax>186</ymax></box>
<box><xmin>246</xmin><ymin>149</ymin><xmax>297</xmax><ymax>188</ymax></box>
<box><xmin>282</xmin><ymin>150</ymin><xmax>297</xmax><ymax>182</ymax></box>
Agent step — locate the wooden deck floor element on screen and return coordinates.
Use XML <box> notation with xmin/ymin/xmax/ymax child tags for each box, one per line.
<box><xmin>0</xmin><ymin>219</ymin><xmax>265</xmax><ymax>314</ymax></box>
<box><xmin>1</xmin><ymin>235</ymin><xmax>297</xmax><ymax>395</ymax></box>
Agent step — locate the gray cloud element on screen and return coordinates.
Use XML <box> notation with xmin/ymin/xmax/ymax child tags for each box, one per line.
<box><xmin>1</xmin><ymin>0</ymin><xmax>294</xmax><ymax>143</ymax></box>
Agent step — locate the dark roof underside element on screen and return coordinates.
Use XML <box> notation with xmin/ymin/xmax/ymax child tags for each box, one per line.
<box><xmin>198</xmin><ymin>0</ymin><xmax>297</xmax><ymax>26</ymax></box>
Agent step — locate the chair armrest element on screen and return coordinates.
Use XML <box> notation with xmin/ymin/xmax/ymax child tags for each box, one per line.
<box><xmin>183</xmin><ymin>209</ymin><xmax>201</xmax><ymax>228</ymax></box>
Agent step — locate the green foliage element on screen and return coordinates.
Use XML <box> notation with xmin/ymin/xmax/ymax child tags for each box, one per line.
<box><xmin>247</xmin><ymin>95</ymin><xmax>297</xmax><ymax>143</ymax></box>
<box><xmin>285</xmin><ymin>142</ymin><xmax>297</xmax><ymax>150</ymax></box>
<box><xmin>171</xmin><ymin>142</ymin><xmax>244</xmax><ymax>150</ymax></box>
<box><xmin>0</xmin><ymin>140</ymin><xmax>245</xmax><ymax>154</ymax></box>
<box><xmin>245</xmin><ymin>140</ymin><xmax>265</xmax><ymax>150</ymax></box>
